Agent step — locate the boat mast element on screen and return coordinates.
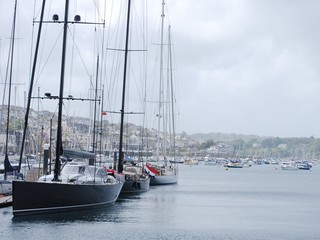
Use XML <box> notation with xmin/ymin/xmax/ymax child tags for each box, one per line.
<box><xmin>92</xmin><ymin>55</ymin><xmax>99</xmax><ymax>154</ymax></box>
<box><xmin>156</xmin><ymin>0</ymin><xmax>165</xmax><ymax>161</ymax></box>
<box><xmin>53</xmin><ymin>0</ymin><xmax>70</xmax><ymax>181</ymax></box>
<box><xmin>118</xmin><ymin>0</ymin><xmax>132</xmax><ymax>173</ymax></box>
<box><xmin>168</xmin><ymin>25</ymin><xmax>176</xmax><ymax>161</ymax></box>
<box><xmin>99</xmin><ymin>85</ymin><xmax>104</xmax><ymax>165</ymax></box>
<box><xmin>4</xmin><ymin>0</ymin><xmax>18</xmax><ymax>180</ymax></box>
<box><xmin>18</xmin><ymin>0</ymin><xmax>46</xmax><ymax>173</ymax></box>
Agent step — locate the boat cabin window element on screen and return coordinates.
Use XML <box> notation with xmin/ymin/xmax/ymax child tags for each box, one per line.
<box><xmin>78</xmin><ymin>166</ymin><xmax>85</xmax><ymax>174</ymax></box>
<box><xmin>63</xmin><ymin>165</ymin><xmax>86</xmax><ymax>174</ymax></box>
<box><xmin>96</xmin><ymin>168</ymin><xmax>107</xmax><ymax>178</ymax></box>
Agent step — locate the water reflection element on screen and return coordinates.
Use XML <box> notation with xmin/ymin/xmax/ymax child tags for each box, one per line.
<box><xmin>5</xmin><ymin>165</ymin><xmax>320</xmax><ymax>240</ymax></box>
<box><xmin>12</xmin><ymin>194</ymin><xmax>142</xmax><ymax>224</ymax></box>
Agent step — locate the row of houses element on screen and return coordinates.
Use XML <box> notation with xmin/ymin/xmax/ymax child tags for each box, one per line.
<box><xmin>0</xmin><ymin>106</ymin><xmax>203</xmax><ymax>158</ymax></box>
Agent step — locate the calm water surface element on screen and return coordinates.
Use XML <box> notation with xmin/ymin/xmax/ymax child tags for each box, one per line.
<box><xmin>1</xmin><ymin>164</ymin><xmax>319</xmax><ymax>240</ymax></box>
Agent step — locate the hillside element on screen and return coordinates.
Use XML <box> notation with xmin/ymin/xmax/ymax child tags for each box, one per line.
<box><xmin>190</xmin><ymin>132</ymin><xmax>268</xmax><ymax>142</ymax></box>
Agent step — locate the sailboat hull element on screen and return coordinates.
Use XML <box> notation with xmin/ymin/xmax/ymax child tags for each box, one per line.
<box><xmin>146</xmin><ymin>164</ymin><xmax>178</xmax><ymax>185</ymax></box>
<box><xmin>0</xmin><ymin>180</ymin><xmax>12</xmax><ymax>195</ymax></box>
<box><xmin>150</xmin><ymin>175</ymin><xmax>177</xmax><ymax>185</ymax></box>
<box><xmin>12</xmin><ymin>180</ymin><xmax>123</xmax><ymax>216</ymax></box>
<box><xmin>120</xmin><ymin>177</ymin><xmax>150</xmax><ymax>194</ymax></box>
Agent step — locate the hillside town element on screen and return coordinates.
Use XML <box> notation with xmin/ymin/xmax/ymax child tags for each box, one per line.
<box><xmin>1</xmin><ymin>105</ymin><xmax>320</xmax><ymax>164</ymax></box>
<box><xmin>0</xmin><ymin>105</ymin><xmax>203</xmax><ymax>160</ymax></box>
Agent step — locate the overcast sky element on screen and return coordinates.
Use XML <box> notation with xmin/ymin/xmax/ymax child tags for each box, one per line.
<box><xmin>1</xmin><ymin>0</ymin><xmax>320</xmax><ymax>138</ymax></box>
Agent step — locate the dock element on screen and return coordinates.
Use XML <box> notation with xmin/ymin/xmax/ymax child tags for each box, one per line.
<box><xmin>0</xmin><ymin>195</ymin><xmax>13</xmax><ymax>208</ymax></box>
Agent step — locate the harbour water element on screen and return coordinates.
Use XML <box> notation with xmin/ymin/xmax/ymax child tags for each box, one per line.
<box><xmin>0</xmin><ymin>163</ymin><xmax>319</xmax><ymax>240</ymax></box>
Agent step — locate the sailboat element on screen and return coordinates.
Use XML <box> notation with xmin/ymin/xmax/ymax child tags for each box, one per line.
<box><xmin>13</xmin><ymin>0</ymin><xmax>124</xmax><ymax>216</ymax></box>
<box><xmin>116</xmin><ymin>0</ymin><xmax>150</xmax><ymax>194</ymax></box>
<box><xmin>0</xmin><ymin>0</ymin><xmax>23</xmax><ymax>197</ymax></box>
<box><xmin>148</xmin><ymin>0</ymin><xmax>178</xmax><ymax>186</ymax></box>
<box><xmin>0</xmin><ymin>156</ymin><xmax>14</xmax><ymax>196</ymax></box>
<box><xmin>121</xmin><ymin>158</ymin><xmax>150</xmax><ymax>194</ymax></box>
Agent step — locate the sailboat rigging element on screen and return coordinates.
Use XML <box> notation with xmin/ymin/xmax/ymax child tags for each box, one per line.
<box><xmin>116</xmin><ymin>0</ymin><xmax>150</xmax><ymax>194</ymax></box>
<box><xmin>147</xmin><ymin>0</ymin><xmax>178</xmax><ymax>185</ymax></box>
<box><xmin>18</xmin><ymin>0</ymin><xmax>46</xmax><ymax>174</ymax></box>
<box><xmin>117</xmin><ymin>0</ymin><xmax>131</xmax><ymax>175</ymax></box>
<box><xmin>12</xmin><ymin>0</ymin><xmax>124</xmax><ymax>216</ymax></box>
<box><xmin>0</xmin><ymin>0</ymin><xmax>21</xmax><ymax>197</ymax></box>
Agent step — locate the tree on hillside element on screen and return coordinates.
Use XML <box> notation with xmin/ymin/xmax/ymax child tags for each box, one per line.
<box><xmin>201</xmin><ymin>139</ymin><xmax>215</xmax><ymax>149</ymax></box>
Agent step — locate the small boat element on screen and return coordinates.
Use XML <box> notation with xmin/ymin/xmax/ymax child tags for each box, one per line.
<box><xmin>204</xmin><ymin>159</ymin><xmax>220</xmax><ymax>165</ymax></box>
<box><xmin>297</xmin><ymin>161</ymin><xmax>312</xmax><ymax>170</ymax></box>
<box><xmin>120</xmin><ymin>163</ymin><xmax>150</xmax><ymax>194</ymax></box>
<box><xmin>255</xmin><ymin>159</ymin><xmax>263</xmax><ymax>165</ymax></box>
<box><xmin>184</xmin><ymin>159</ymin><xmax>199</xmax><ymax>165</ymax></box>
<box><xmin>281</xmin><ymin>162</ymin><xmax>298</xmax><ymax>171</ymax></box>
<box><xmin>169</xmin><ymin>157</ymin><xmax>185</xmax><ymax>164</ymax></box>
<box><xmin>146</xmin><ymin>163</ymin><xmax>178</xmax><ymax>185</ymax></box>
<box><xmin>226</xmin><ymin>163</ymin><xmax>243</xmax><ymax>168</ymax></box>
<box><xmin>225</xmin><ymin>160</ymin><xmax>243</xmax><ymax>168</ymax></box>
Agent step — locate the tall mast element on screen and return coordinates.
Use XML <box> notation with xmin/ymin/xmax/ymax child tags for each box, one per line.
<box><xmin>19</xmin><ymin>0</ymin><xmax>46</xmax><ymax>173</ymax></box>
<box><xmin>92</xmin><ymin>55</ymin><xmax>99</xmax><ymax>154</ymax></box>
<box><xmin>53</xmin><ymin>0</ymin><xmax>70</xmax><ymax>181</ymax></box>
<box><xmin>156</xmin><ymin>0</ymin><xmax>165</xmax><ymax>161</ymax></box>
<box><xmin>4</xmin><ymin>0</ymin><xmax>18</xmax><ymax>180</ymax></box>
<box><xmin>118</xmin><ymin>0</ymin><xmax>132</xmax><ymax>173</ymax></box>
<box><xmin>99</xmin><ymin>85</ymin><xmax>104</xmax><ymax>165</ymax></box>
<box><xmin>168</xmin><ymin>25</ymin><xmax>176</xmax><ymax>161</ymax></box>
